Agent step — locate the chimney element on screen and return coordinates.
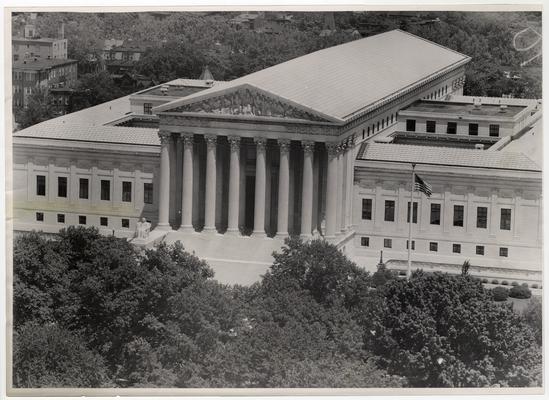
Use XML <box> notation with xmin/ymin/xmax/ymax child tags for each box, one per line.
<box><xmin>58</xmin><ymin>22</ymin><xmax>65</xmax><ymax>40</ymax></box>
<box><xmin>473</xmin><ymin>98</ymin><xmax>482</xmax><ymax>109</ymax></box>
<box><xmin>499</xmin><ymin>104</ymin><xmax>508</xmax><ymax>113</ymax></box>
<box><xmin>474</xmin><ymin>143</ymin><xmax>484</xmax><ymax>150</ymax></box>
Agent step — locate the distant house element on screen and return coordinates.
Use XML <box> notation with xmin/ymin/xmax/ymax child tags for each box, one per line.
<box><xmin>12</xmin><ymin>37</ymin><xmax>68</xmax><ymax>62</ymax></box>
<box><xmin>103</xmin><ymin>40</ymin><xmax>158</xmax><ymax>75</ymax></box>
<box><xmin>229</xmin><ymin>12</ymin><xmax>293</xmax><ymax>33</ymax></box>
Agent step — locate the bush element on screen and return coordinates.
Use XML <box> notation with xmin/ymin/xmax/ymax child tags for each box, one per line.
<box><xmin>491</xmin><ymin>279</ymin><xmax>499</xmax><ymax>284</ymax></box>
<box><xmin>481</xmin><ymin>278</ymin><xmax>488</xmax><ymax>284</ymax></box>
<box><xmin>492</xmin><ymin>286</ymin><xmax>509</xmax><ymax>302</ymax></box>
<box><xmin>511</xmin><ymin>281</ymin><xmax>519</xmax><ymax>287</ymax></box>
<box><xmin>502</xmin><ymin>280</ymin><xmax>509</xmax><ymax>286</ymax></box>
<box><xmin>531</xmin><ymin>284</ymin><xmax>538</xmax><ymax>289</ymax></box>
<box><xmin>509</xmin><ymin>285</ymin><xmax>532</xmax><ymax>299</ymax></box>
<box><xmin>372</xmin><ymin>266</ymin><xmax>396</xmax><ymax>287</ymax></box>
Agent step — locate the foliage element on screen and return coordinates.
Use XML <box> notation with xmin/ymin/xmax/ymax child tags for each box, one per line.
<box><xmin>15</xmin><ymin>89</ymin><xmax>57</xmax><ymax>130</ymax></box>
<box><xmin>461</xmin><ymin>260</ymin><xmax>471</xmax><ymax>276</ymax></box>
<box><xmin>364</xmin><ymin>271</ymin><xmax>541</xmax><ymax>387</ymax></box>
<box><xmin>509</xmin><ymin>285</ymin><xmax>532</xmax><ymax>299</ymax></box>
<box><xmin>70</xmin><ymin>71</ymin><xmax>126</xmax><ymax>112</ymax></box>
<box><xmin>522</xmin><ymin>298</ymin><xmax>542</xmax><ymax>346</ymax></box>
<box><xmin>492</xmin><ymin>286</ymin><xmax>509</xmax><ymax>302</ymax></box>
<box><xmin>372</xmin><ymin>264</ymin><xmax>396</xmax><ymax>288</ymax></box>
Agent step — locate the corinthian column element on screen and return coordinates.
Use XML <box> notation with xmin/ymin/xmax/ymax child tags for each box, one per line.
<box><xmin>179</xmin><ymin>133</ymin><xmax>194</xmax><ymax>232</ymax></box>
<box><xmin>156</xmin><ymin>131</ymin><xmax>172</xmax><ymax>230</ymax></box>
<box><xmin>203</xmin><ymin>134</ymin><xmax>217</xmax><ymax>232</ymax></box>
<box><xmin>301</xmin><ymin>140</ymin><xmax>315</xmax><ymax>238</ymax></box>
<box><xmin>276</xmin><ymin>139</ymin><xmax>291</xmax><ymax>237</ymax></box>
<box><xmin>253</xmin><ymin>137</ymin><xmax>267</xmax><ymax>237</ymax></box>
<box><xmin>227</xmin><ymin>136</ymin><xmax>241</xmax><ymax>235</ymax></box>
<box><xmin>325</xmin><ymin>142</ymin><xmax>339</xmax><ymax>239</ymax></box>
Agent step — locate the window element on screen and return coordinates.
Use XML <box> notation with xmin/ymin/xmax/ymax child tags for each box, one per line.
<box><xmin>406</xmin><ymin>240</ymin><xmax>415</xmax><ymax>250</ymax></box>
<box><xmin>377</xmin><ymin>121</ymin><xmax>380</xmax><ymax>131</ymax></box>
<box><xmin>499</xmin><ymin>247</ymin><xmax>508</xmax><ymax>257</ymax></box>
<box><xmin>453</xmin><ymin>243</ymin><xmax>461</xmax><ymax>254</ymax></box>
<box><xmin>476</xmin><ymin>245</ymin><xmax>485</xmax><ymax>255</ymax></box>
<box><xmin>361</xmin><ymin>198</ymin><xmax>372</xmax><ymax>220</ymax></box>
<box><xmin>121</xmin><ymin>218</ymin><xmax>130</xmax><ymax>228</ymax></box>
<box><xmin>429</xmin><ymin>242</ymin><xmax>438</xmax><ymax>252</ymax></box>
<box><xmin>367</xmin><ymin>126</ymin><xmax>370</xmax><ymax>136</ymax></box>
<box><xmin>430</xmin><ymin>203</ymin><xmax>441</xmax><ymax>225</ymax></box>
<box><xmin>36</xmin><ymin>212</ymin><xmax>44</xmax><ymax>222</ymax></box>
<box><xmin>468</xmin><ymin>123</ymin><xmax>479</xmax><ymax>136</ymax></box>
<box><xmin>407</xmin><ymin>202</ymin><xmax>418</xmax><ymax>223</ymax></box>
<box><xmin>476</xmin><ymin>207</ymin><xmax>488</xmax><ymax>229</ymax></box>
<box><xmin>381</xmin><ymin>119</ymin><xmax>385</xmax><ymax>129</ymax></box>
<box><xmin>122</xmin><ymin>181</ymin><xmax>132</xmax><ymax>202</ymax></box>
<box><xmin>489</xmin><ymin>124</ymin><xmax>500</xmax><ymax>137</ymax></box>
<box><xmin>500</xmin><ymin>208</ymin><xmax>511</xmax><ymax>230</ymax></box>
<box><xmin>144</xmin><ymin>183</ymin><xmax>154</xmax><ymax>204</ymax></box>
<box><xmin>143</xmin><ymin>103</ymin><xmax>153</xmax><ymax>115</ymax></box>
<box><xmin>426</xmin><ymin>120</ymin><xmax>436</xmax><ymax>133</ymax></box>
<box><xmin>100</xmin><ymin>217</ymin><xmax>108</xmax><ymax>226</ymax></box>
<box><xmin>406</xmin><ymin>119</ymin><xmax>416</xmax><ymax>132</ymax></box>
<box><xmin>453</xmin><ymin>205</ymin><xmax>464</xmax><ymax>227</ymax></box>
<box><xmin>446</xmin><ymin>122</ymin><xmax>457</xmax><ymax>134</ymax></box>
<box><xmin>361</xmin><ymin>237</ymin><xmax>369</xmax><ymax>247</ymax></box>
<box><xmin>57</xmin><ymin>176</ymin><xmax>67</xmax><ymax>198</ymax></box>
<box><xmin>391</xmin><ymin>114</ymin><xmax>394</xmax><ymax>124</ymax></box>
<box><xmin>57</xmin><ymin>213</ymin><xmax>65</xmax><ymax>223</ymax></box>
<box><xmin>384</xmin><ymin>200</ymin><xmax>395</xmax><ymax>222</ymax></box>
<box><xmin>36</xmin><ymin>175</ymin><xmax>46</xmax><ymax>196</ymax></box>
<box><xmin>383</xmin><ymin>238</ymin><xmax>392</xmax><ymax>248</ymax></box>
<box><xmin>78</xmin><ymin>215</ymin><xmax>86</xmax><ymax>225</ymax></box>
<box><xmin>79</xmin><ymin>178</ymin><xmax>89</xmax><ymax>199</ymax></box>
<box><xmin>100</xmin><ymin>180</ymin><xmax>110</xmax><ymax>201</ymax></box>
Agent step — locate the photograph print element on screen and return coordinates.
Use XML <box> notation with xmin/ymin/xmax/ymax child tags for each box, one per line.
<box><xmin>6</xmin><ymin>5</ymin><xmax>543</xmax><ymax>394</ymax></box>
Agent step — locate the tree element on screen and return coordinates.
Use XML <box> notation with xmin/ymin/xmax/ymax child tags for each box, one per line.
<box><xmin>70</xmin><ymin>71</ymin><xmax>125</xmax><ymax>112</ymax></box>
<box><xmin>365</xmin><ymin>271</ymin><xmax>541</xmax><ymax>387</ymax></box>
<box><xmin>15</xmin><ymin>89</ymin><xmax>57</xmax><ymax>129</ymax></box>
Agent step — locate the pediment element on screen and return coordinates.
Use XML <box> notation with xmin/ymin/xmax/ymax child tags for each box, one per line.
<box><xmin>161</xmin><ymin>84</ymin><xmax>335</xmax><ymax>123</ymax></box>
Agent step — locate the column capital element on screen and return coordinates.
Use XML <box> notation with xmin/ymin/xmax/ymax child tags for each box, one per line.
<box><xmin>181</xmin><ymin>133</ymin><xmax>194</xmax><ymax>148</ymax></box>
<box><xmin>204</xmin><ymin>134</ymin><xmax>217</xmax><ymax>149</ymax></box>
<box><xmin>228</xmin><ymin>136</ymin><xmax>241</xmax><ymax>151</ymax></box>
<box><xmin>302</xmin><ymin>140</ymin><xmax>315</xmax><ymax>155</ymax></box>
<box><xmin>278</xmin><ymin>139</ymin><xmax>291</xmax><ymax>154</ymax></box>
<box><xmin>326</xmin><ymin>142</ymin><xmax>339</xmax><ymax>156</ymax></box>
<box><xmin>158</xmin><ymin>131</ymin><xmax>172</xmax><ymax>145</ymax></box>
<box><xmin>254</xmin><ymin>137</ymin><xmax>267</xmax><ymax>152</ymax></box>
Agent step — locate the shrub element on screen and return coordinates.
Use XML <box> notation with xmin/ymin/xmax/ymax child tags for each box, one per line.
<box><xmin>509</xmin><ymin>285</ymin><xmax>532</xmax><ymax>299</ymax></box>
<box><xmin>492</xmin><ymin>286</ymin><xmax>509</xmax><ymax>302</ymax></box>
<box><xmin>491</xmin><ymin>279</ymin><xmax>499</xmax><ymax>284</ymax></box>
<box><xmin>521</xmin><ymin>282</ymin><xmax>529</xmax><ymax>287</ymax></box>
<box><xmin>481</xmin><ymin>278</ymin><xmax>488</xmax><ymax>284</ymax></box>
<box><xmin>531</xmin><ymin>284</ymin><xmax>538</xmax><ymax>289</ymax></box>
<box><xmin>511</xmin><ymin>281</ymin><xmax>519</xmax><ymax>287</ymax></box>
<box><xmin>502</xmin><ymin>280</ymin><xmax>509</xmax><ymax>286</ymax></box>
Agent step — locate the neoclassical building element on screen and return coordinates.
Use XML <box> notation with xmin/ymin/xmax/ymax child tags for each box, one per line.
<box><xmin>11</xmin><ymin>30</ymin><xmax>542</xmax><ymax>285</ymax></box>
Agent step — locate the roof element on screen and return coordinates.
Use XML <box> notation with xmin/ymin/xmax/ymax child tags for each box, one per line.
<box><xmin>401</xmin><ymin>100</ymin><xmax>526</xmax><ymax>118</ymax></box>
<box><xmin>358</xmin><ymin>142</ymin><xmax>541</xmax><ymax>171</ymax></box>
<box><xmin>155</xmin><ymin>30</ymin><xmax>470</xmax><ymax>122</ymax></box>
<box><xmin>499</xmin><ymin>116</ymin><xmax>542</xmax><ymax>168</ymax></box>
<box><xmin>13</xmin><ymin>58</ymin><xmax>77</xmax><ymax>71</ymax></box>
<box><xmin>13</xmin><ymin>37</ymin><xmax>64</xmax><ymax>44</ymax></box>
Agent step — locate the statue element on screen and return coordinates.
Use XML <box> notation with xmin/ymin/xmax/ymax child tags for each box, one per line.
<box><xmin>136</xmin><ymin>217</ymin><xmax>151</xmax><ymax>240</ymax></box>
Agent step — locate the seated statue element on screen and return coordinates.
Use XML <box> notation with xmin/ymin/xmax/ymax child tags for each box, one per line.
<box><xmin>136</xmin><ymin>217</ymin><xmax>151</xmax><ymax>240</ymax></box>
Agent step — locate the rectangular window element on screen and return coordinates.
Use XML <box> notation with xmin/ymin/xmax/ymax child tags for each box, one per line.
<box><xmin>406</xmin><ymin>240</ymin><xmax>415</xmax><ymax>250</ymax></box>
<box><xmin>430</xmin><ymin>203</ymin><xmax>441</xmax><ymax>225</ymax></box>
<box><xmin>453</xmin><ymin>243</ymin><xmax>461</xmax><ymax>254</ymax></box>
<box><xmin>446</xmin><ymin>122</ymin><xmax>457</xmax><ymax>134</ymax></box>
<box><xmin>361</xmin><ymin>199</ymin><xmax>372</xmax><ymax>220</ymax></box>
<box><xmin>383</xmin><ymin>238</ymin><xmax>392</xmax><ymax>248</ymax></box>
<box><xmin>426</xmin><ymin>120</ymin><xmax>436</xmax><ymax>133</ymax></box>
<box><xmin>361</xmin><ymin>237</ymin><xmax>369</xmax><ymax>247</ymax></box>
<box><xmin>406</xmin><ymin>119</ymin><xmax>416</xmax><ymax>132</ymax></box>
<box><xmin>78</xmin><ymin>215</ymin><xmax>86</xmax><ymax>225</ymax></box>
<box><xmin>429</xmin><ymin>242</ymin><xmax>438</xmax><ymax>252</ymax></box>
<box><xmin>384</xmin><ymin>200</ymin><xmax>395</xmax><ymax>222</ymax></box>
<box><xmin>36</xmin><ymin>212</ymin><xmax>44</xmax><ymax>222</ymax></box>
<box><xmin>36</xmin><ymin>175</ymin><xmax>46</xmax><ymax>196</ymax></box>
<box><xmin>489</xmin><ymin>124</ymin><xmax>500</xmax><ymax>137</ymax></box>
<box><xmin>100</xmin><ymin>217</ymin><xmax>108</xmax><ymax>226</ymax></box>
<box><xmin>476</xmin><ymin>207</ymin><xmax>488</xmax><ymax>229</ymax></box>
<box><xmin>499</xmin><ymin>247</ymin><xmax>508</xmax><ymax>257</ymax></box>
<box><xmin>453</xmin><ymin>205</ymin><xmax>464</xmax><ymax>227</ymax></box>
<box><xmin>121</xmin><ymin>218</ymin><xmax>130</xmax><ymax>228</ymax></box>
<box><xmin>407</xmin><ymin>202</ymin><xmax>418</xmax><ymax>224</ymax></box>
<box><xmin>57</xmin><ymin>177</ymin><xmax>67</xmax><ymax>198</ymax></box>
<box><xmin>122</xmin><ymin>181</ymin><xmax>132</xmax><ymax>202</ymax></box>
<box><xmin>100</xmin><ymin>180</ymin><xmax>110</xmax><ymax>201</ymax></box>
<box><xmin>144</xmin><ymin>183</ymin><xmax>153</xmax><ymax>204</ymax></box>
<box><xmin>468</xmin><ymin>123</ymin><xmax>479</xmax><ymax>136</ymax></box>
<box><xmin>57</xmin><ymin>213</ymin><xmax>65</xmax><ymax>223</ymax></box>
<box><xmin>476</xmin><ymin>245</ymin><xmax>485</xmax><ymax>255</ymax></box>
<box><xmin>143</xmin><ymin>103</ymin><xmax>152</xmax><ymax>115</ymax></box>
<box><xmin>79</xmin><ymin>178</ymin><xmax>89</xmax><ymax>199</ymax></box>
<box><xmin>500</xmin><ymin>208</ymin><xmax>512</xmax><ymax>230</ymax></box>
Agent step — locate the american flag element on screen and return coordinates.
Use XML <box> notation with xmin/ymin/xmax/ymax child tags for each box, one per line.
<box><xmin>414</xmin><ymin>174</ymin><xmax>432</xmax><ymax>197</ymax></box>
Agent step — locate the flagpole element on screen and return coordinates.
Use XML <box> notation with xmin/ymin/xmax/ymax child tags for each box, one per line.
<box><xmin>407</xmin><ymin>163</ymin><xmax>416</xmax><ymax>281</ymax></box>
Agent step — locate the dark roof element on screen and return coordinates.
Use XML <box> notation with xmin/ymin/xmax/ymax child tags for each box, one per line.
<box><xmin>13</xmin><ymin>58</ymin><xmax>77</xmax><ymax>71</ymax></box>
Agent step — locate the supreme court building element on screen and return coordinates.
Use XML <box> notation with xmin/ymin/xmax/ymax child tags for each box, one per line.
<box><xmin>11</xmin><ymin>30</ymin><xmax>543</xmax><ymax>285</ymax></box>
